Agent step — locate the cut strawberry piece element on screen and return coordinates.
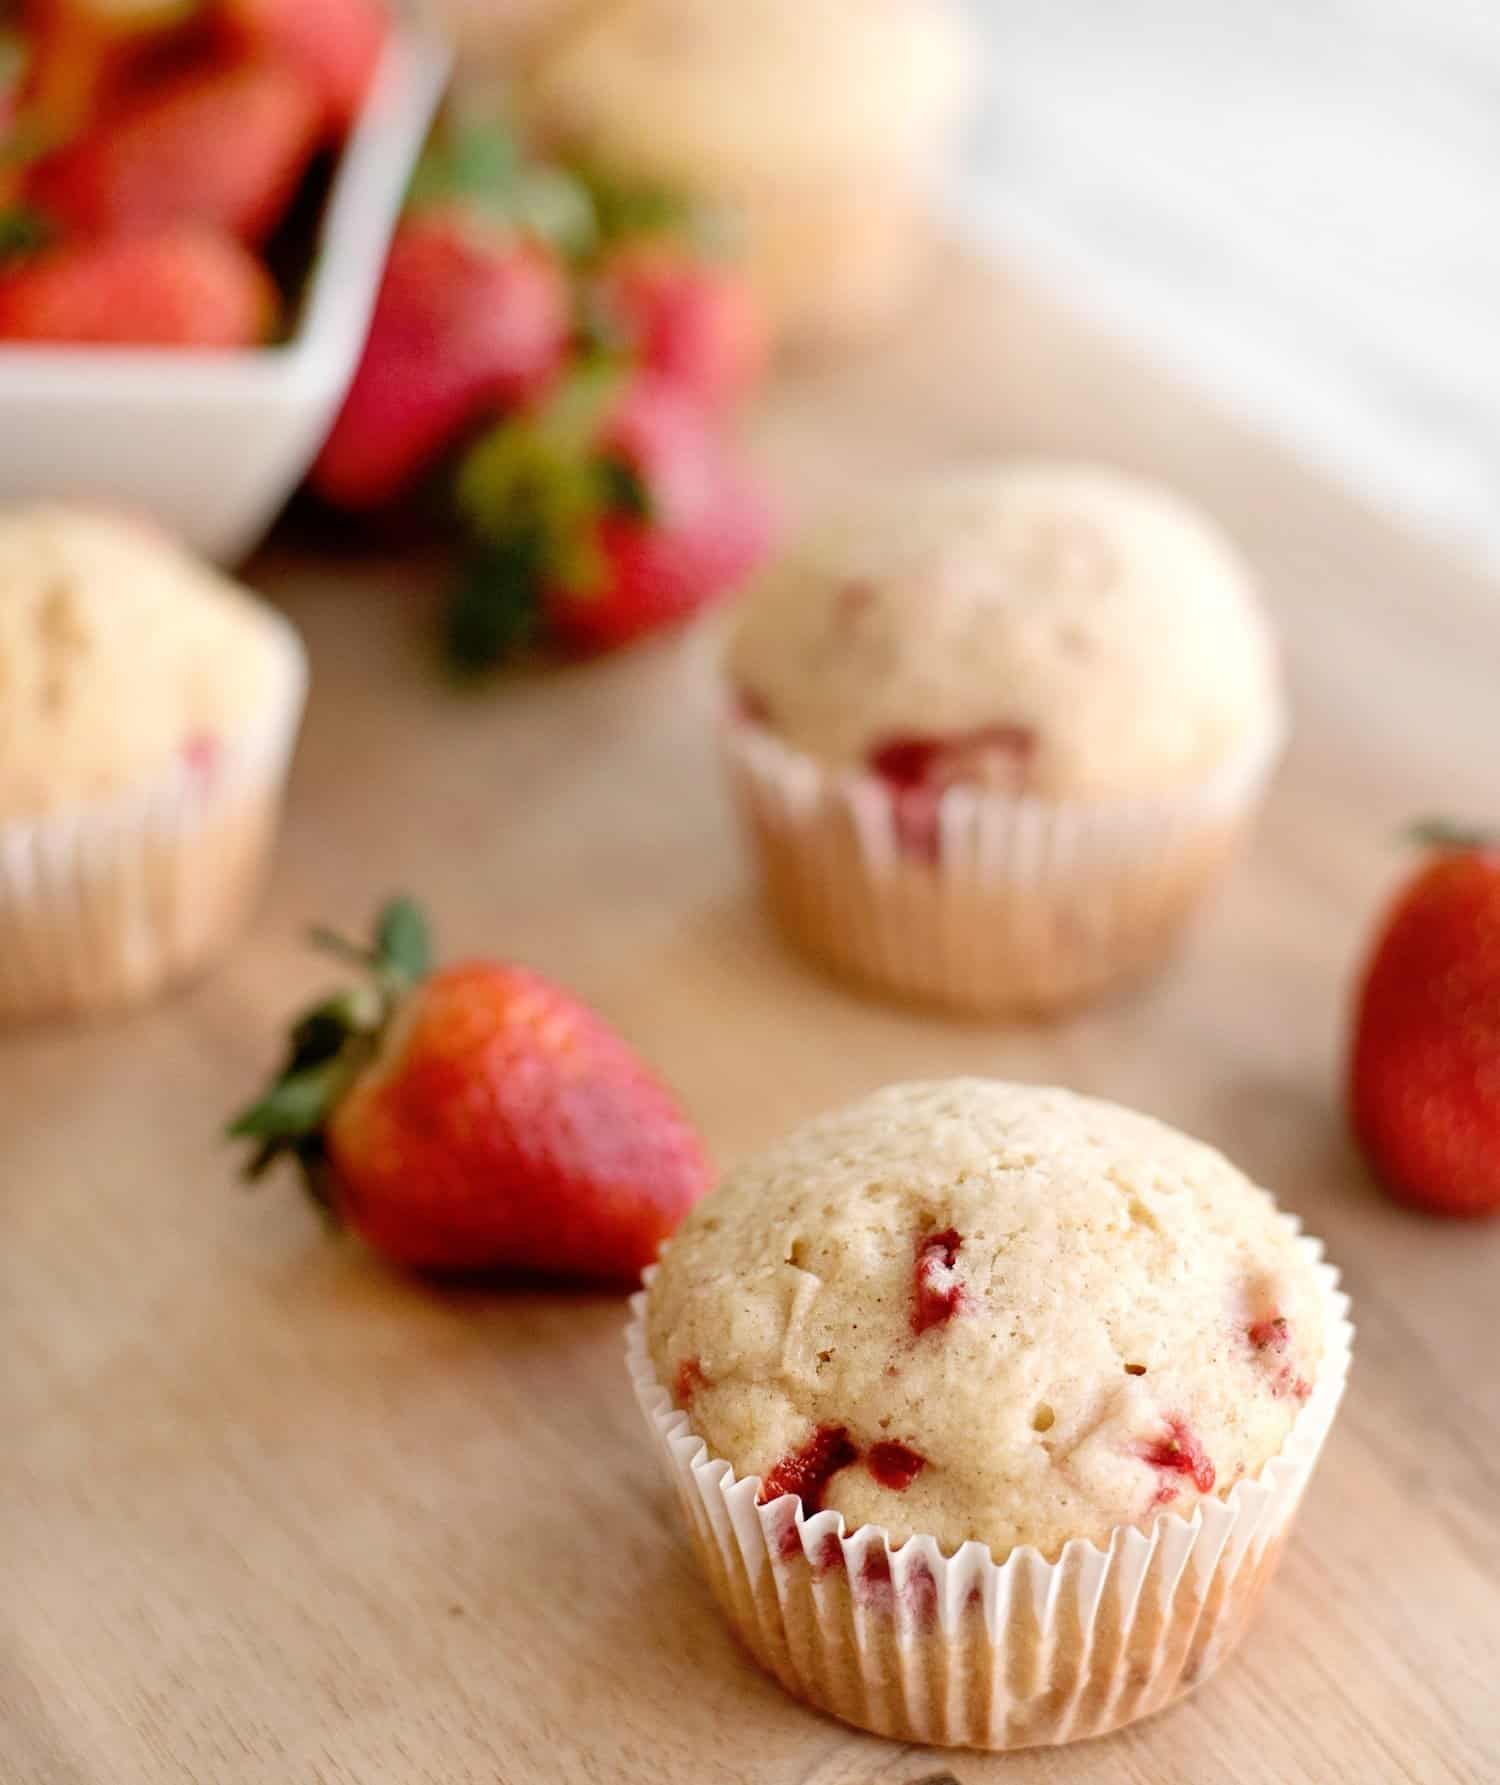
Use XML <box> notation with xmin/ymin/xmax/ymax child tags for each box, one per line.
<box><xmin>757</xmin><ymin>1424</ymin><xmax>857</xmax><ymax>1517</ymax></box>
<box><xmin>1247</xmin><ymin>1315</ymin><xmax>1290</xmax><ymax>1353</ymax></box>
<box><xmin>869</xmin><ymin>725</ymin><xmax>1038</xmax><ymax>863</ymax></box>
<box><xmin>911</xmin><ymin>1227</ymin><xmax>964</xmax><ymax>1336</ymax></box>
<box><xmin>866</xmin><ymin>1440</ymin><xmax>926</xmax><ymax>1491</ymax></box>
<box><xmin>673</xmin><ymin>1356</ymin><xmax>708</xmax><ymax>1408</ymax></box>
<box><xmin>1137</xmin><ymin>1416</ymin><xmax>1215</xmax><ymax>1495</ymax></box>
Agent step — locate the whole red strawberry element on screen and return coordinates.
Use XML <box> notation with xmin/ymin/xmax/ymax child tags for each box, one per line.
<box><xmin>0</xmin><ymin>224</ymin><xmax>276</xmax><ymax>346</ymax></box>
<box><xmin>26</xmin><ymin>59</ymin><xmax>322</xmax><ymax>244</ymax></box>
<box><xmin>1349</xmin><ymin>823</ymin><xmax>1500</xmax><ymax>1218</ymax></box>
<box><xmin>8</xmin><ymin>0</ymin><xmax>197</xmax><ymax>153</ymax></box>
<box><xmin>591</xmin><ymin>240</ymin><xmax>766</xmax><ymax>414</ymax></box>
<box><xmin>449</xmin><ymin>366</ymin><xmax>774</xmax><ymax>665</ymax></box>
<box><xmin>311</xmin><ymin>209</ymin><xmax>571</xmax><ymax>510</ymax></box>
<box><xmin>219</xmin><ymin>0</ymin><xmax>388</xmax><ymax>135</ymax></box>
<box><xmin>229</xmin><ymin>900</ymin><xmax>712</xmax><ymax>1279</ymax></box>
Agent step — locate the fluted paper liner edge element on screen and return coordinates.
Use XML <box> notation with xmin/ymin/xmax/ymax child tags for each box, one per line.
<box><xmin>0</xmin><ymin>611</ymin><xmax>308</xmax><ymax>1020</ymax></box>
<box><xmin>626</xmin><ymin>1226</ymin><xmax>1351</xmax><ymax>1750</ymax></box>
<box><xmin>723</xmin><ymin>713</ymin><xmax>1286</xmax><ymax>1015</ymax></box>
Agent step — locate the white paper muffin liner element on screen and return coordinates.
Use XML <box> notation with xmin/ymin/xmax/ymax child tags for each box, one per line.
<box><xmin>724</xmin><ymin>713</ymin><xmax>1285</xmax><ymax>1015</ymax></box>
<box><xmin>627</xmin><ymin>1228</ymin><xmax>1351</xmax><ymax>1751</ymax></box>
<box><xmin>0</xmin><ymin>612</ymin><xmax>308</xmax><ymax>1021</ymax></box>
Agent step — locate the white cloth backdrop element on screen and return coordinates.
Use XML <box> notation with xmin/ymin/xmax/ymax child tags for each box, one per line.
<box><xmin>950</xmin><ymin>0</ymin><xmax>1500</xmax><ymax>570</ymax></box>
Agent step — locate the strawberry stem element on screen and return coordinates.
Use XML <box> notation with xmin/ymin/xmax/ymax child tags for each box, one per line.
<box><xmin>226</xmin><ymin>898</ymin><xmax>433</xmax><ymax>1213</ymax></box>
<box><xmin>1409</xmin><ymin>819</ymin><xmax>1500</xmax><ymax>853</ymax></box>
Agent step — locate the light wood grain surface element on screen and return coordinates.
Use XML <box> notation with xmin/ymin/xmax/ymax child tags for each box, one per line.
<box><xmin>5</xmin><ymin>249</ymin><xmax>1499</xmax><ymax>1785</ymax></box>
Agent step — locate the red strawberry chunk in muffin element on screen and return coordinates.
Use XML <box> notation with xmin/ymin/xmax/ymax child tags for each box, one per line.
<box><xmin>673</xmin><ymin>1356</ymin><xmax>708</xmax><ymax>1408</ymax></box>
<box><xmin>869</xmin><ymin>725</ymin><xmax>1038</xmax><ymax>864</ymax></box>
<box><xmin>758</xmin><ymin>1424</ymin><xmax>858</xmax><ymax>1516</ymax></box>
<box><xmin>181</xmin><ymin>729</ymin><xmax>222</xmax><ymax>787</ymax></box>
<box><xmin>866</xmin><ymin>1440</ymin><xmax>927</xmax><ymax>1491</ymax></box>
<box><xmin>1246</xmin><ymin>1311</ymin><xmax>1313</xmax><ymax>1403</ymax></box>
<box><xmin>912</xmin><ymin>1228</ymin><xmax>965</xmax><ymax>1335</ymax></box>
<box><xmin>1137</xmin><ymin>1416</ymin><xmax>1215</xmax><ymax>1495</ymax></box>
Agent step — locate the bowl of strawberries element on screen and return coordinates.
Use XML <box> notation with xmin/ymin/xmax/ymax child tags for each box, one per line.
<box><xmin>0</xmin><ymin>0</ymin><xmax>449</xmax><ymax>560</ymax></box>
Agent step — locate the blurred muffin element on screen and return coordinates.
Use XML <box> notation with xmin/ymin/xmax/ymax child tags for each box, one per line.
<box><xmin>725</xmin><ymin>462</ymin><xmax>1286</xmax><ymax>1014</ymax></box>
<box><xmin>630</xmin><ymin>1079</ymin><xmax>1351</xmax><ymax>1748</ymax></box>
<box><xmin>523</xmin><ymin>0</ymin><xmax>972</xmax><ymax>349</ymax></box>
<box><xmin>0</xmin><ymin>507</ymin><xmax>306</xmax><ymax>1020</ymax></box>
<box><xmin>431</xmin><ymin>0</ymin><xmax>604</xmax><ymax>81</ymax></box>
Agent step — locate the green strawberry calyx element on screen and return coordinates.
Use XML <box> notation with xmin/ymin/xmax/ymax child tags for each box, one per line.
<box><xmin>226</xmin><ymin>898</ymin><xmax>433</xmax><ymax>1214</ymax></box>
<box><xmin>444</xmin><ymin>362</ymin><xmax>652</xmax><ymax>674</ymax></box>
<box><xmin>407</xmin><ymin>121</ymin><xmax>599</xmax><ymax>263</ymax></box>
<box><xmin>1409</xmin><ymin>819</ymin><xmax>1500</xmax><ymax>854</ymax></box>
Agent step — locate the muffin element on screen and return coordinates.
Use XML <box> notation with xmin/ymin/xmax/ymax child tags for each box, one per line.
<box><xmin>0</xmin><ymin>506</ymin><xmax>307</xmax><ymax>1020</ymax></box>
<box><xmin>725</xmin><ymin>462</ymin><xmax>1287</xmax><ymax>1015</ymax></box>
<box><xmin>629</xmin><ymin>1079</ymin><xmax>1352</xmax><ymax>1749</ymax></box>
<box><xmin>522</xmin><ymin>0</ymin><xmax>972</xmax><ymax>350</ymax></box>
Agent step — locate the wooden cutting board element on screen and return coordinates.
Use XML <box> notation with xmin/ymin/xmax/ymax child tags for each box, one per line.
<box><xmin>5</xmin><ymin>247</ymin><xmax>1498</xmax><ymax>1785</ymax></box>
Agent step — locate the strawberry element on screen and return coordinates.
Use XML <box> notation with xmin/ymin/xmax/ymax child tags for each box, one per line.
<box><xmin>1349</xmin><ymin>822</ymin><xmax>1500</xmax><ymax>1218</ymax></box>
<box><xmin>218</xmin><ymin>0</ymin><xmax>387</xmax><ymax>135</ymax></box>
<box><xmin>311</xmin><ymin>209</ymin><xmax>571</xmax><ymax>510</ymax></box>
<box><xmin>26</xmin><ymin>58</ymin><xmax>321</xmax><ymax>243</ymax></box>
<box><xmin>229</xmin><ymin>899</ymin><xmax>712</xmax><ymax>1280</ymax></box>
<box><xmin>449</xmin><ymin>366</ymin><xmax>774</xmax><ymax>665</ymax></box>
<box><xmin>0</xmin><ymin>223</ymin><xmax>275</xmax><ymax>344</ymax></box>
<box><xmin>1</xmin><ymin>27</ymin><xmax>27</xmax><ymax>140</ymax></box>
<box><xmin>8</xmin><ymin>0</ymin><xmax>200</xmax><ymax>156</ymax></box>
<box><xmin>591</xmin><ymin>240</ymin><xmax>766</xmax><ymax>413</ymax></box>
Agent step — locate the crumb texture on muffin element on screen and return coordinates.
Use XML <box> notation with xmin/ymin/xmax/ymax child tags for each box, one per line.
<box><xmin>728</xmin><ymin>464</ymin><xmax>1284</xmax><ymax>800</ymax></box>
<box><xmin>0</xmin><ymin>506</ymin><xmax>289</xmax><ymax>817</ymax></box>
<box><xmin>646</xmin><ymin>1079</ymin><xmax>1325</xmax><ymax>1560</ymax></box>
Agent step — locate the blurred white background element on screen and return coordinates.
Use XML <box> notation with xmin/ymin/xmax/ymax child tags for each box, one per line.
<box><xmin>953</xmin><ymin>1</ymin><xmax>1500</xmax><ymax>569</ymax></box>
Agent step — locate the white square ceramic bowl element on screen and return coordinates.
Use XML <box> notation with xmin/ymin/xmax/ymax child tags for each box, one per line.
<box><xmin>0</xmin><ymin>23</ymin><xmax>451</xmax><ymax>563</ymax></box>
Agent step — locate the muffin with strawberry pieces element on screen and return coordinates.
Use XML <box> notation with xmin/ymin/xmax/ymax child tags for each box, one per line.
<box><xmin>0</xmin><ymin>505</ymin><xmax>306</xmax><ymax>1020</ymax></box>
<box><xmin>523</xmin><ymin>0</ymin><xmax>972</xmax><ymax>350</ymax></box>
<box><xmin>725</xmin><ymin>461</ymin><xmax>1286</xmax><ymax>1014</ymax></box>
<box><xmin>630</xmin><ymin>1079</ymin><xmax>1351</xmax><ymax>1750</ymax></box>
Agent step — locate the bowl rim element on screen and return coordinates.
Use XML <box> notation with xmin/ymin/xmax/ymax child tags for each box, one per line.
<box><xmin>0</xmin><ymin>19</ymin><xmax>452</xmax><ymax>399</ymax></box>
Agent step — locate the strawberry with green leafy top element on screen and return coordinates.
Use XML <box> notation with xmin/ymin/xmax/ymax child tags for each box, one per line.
<box><xmin>229</xmin><ymin>899</ymin><xmax>712</xmax><ymax>1280</ymax></box>
<box><xmin>448</xmin><ymin>363</ymin><xmax>773</xmax><ymax>666</ymax></box>
<box><xmin>1349</xmin><ymin>821</ymin><xmax>1500</xmax><ymax>1218</ymax></box>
